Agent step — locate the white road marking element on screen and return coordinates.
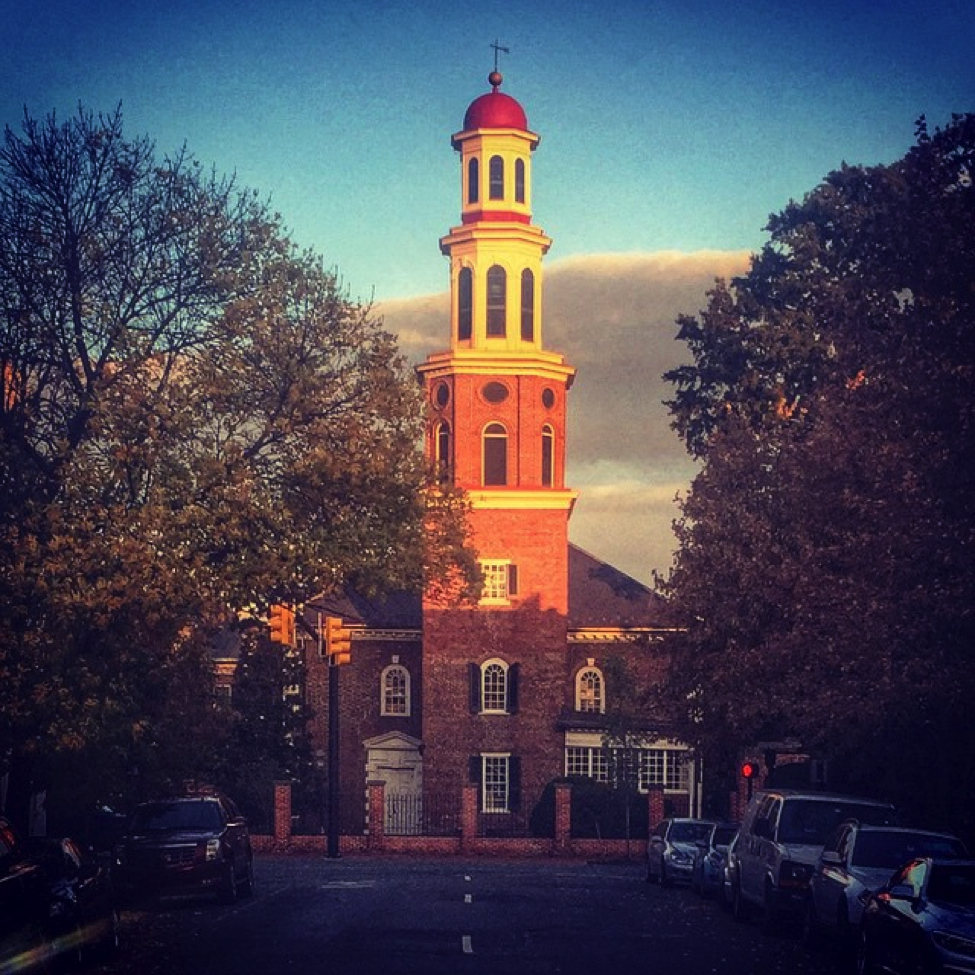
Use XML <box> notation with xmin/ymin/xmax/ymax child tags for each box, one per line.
<box><xmin>462</xmin><ymin>935</ymin><xmax>473</xmax><ymax>954</ymax></box>
<box><xmin>464</xmin><ymin>893</ymin><xmax>472</xmax><ymax>903</ymax></box>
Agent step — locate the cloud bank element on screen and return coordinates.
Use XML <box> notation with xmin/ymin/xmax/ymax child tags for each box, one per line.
<box><xmin>378</xmin><ymin>250</ymin><xmax>752</xmax><ymax>584</ymax></box>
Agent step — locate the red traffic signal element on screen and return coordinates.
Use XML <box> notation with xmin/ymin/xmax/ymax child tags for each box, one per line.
<box><xmin>741</xmin><ymin>761</ymin><xmax>758</xmax><ymax>780</ymax></box>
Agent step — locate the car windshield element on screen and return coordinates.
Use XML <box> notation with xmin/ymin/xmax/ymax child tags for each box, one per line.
<box><xmin>778</xmin><ymin>801</ymin><xmax>895</xmax><ymax>846</ymax></box>
<box><xmin>853</xmin><ymin>832</ymin><xmax>966</xmax><ymax>869</ymax></box>
<box><xmin>928</xmin><ymin>864</ymin><xmax>975</xmax><ymax>907</ymax></box>
<box><xmin>714</xmin><ymin>826</ymin><xmax>737</xmax><ymax>847</ymax></box>
<box><xmin>670</xmin><ymin>822</ymin><xmax>714</xmax><ymax>843</ymax></box>
<box><xmin>129</xmin><ymin>801</ymin><xmax>222</xmax><ymax>831</ymax></box>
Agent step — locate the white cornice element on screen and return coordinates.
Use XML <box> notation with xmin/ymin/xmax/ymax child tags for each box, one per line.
<box><xmin>469</xmin><ymin>489</ymin><xmax>578</xmax><ymax>512</ymax></box>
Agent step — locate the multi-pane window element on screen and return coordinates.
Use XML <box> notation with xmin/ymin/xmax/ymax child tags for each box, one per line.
<box><xmin>541</xmin><ymin>424</ymin><xmax>554</xmax><ymax>487</ymax></box>
<box><xmin>515</xmin><ymin>158</ymin><xmax>525</xmax><ymax>203</ymax></box>
<box><xmin>520</xmin><ymin>268</ymin><xmax>534</xmax><ymax>342</ymax></box>
<box><xmin>482</xmin><ymin>661</ymin><xmax>508</xmax><ymax>712</ymax></box>
<box><xmin>381</xmin><ymin>665</ymin><xmax>410</xmax><ymax>716</ymax></box>
<box><xmin>489</xmin><ymin>155</ymin><xmax>504</xmax><ymax>200</ymax></box>
<box><xmin>467</xmin><ymin>157</ymin><xmax>479</xmax><ymax>204</ymax></box>
<box><xmin>576</xmin><ymin>668</ymin><xmax>603</xmax><ymax>713</ymax></box>
<box><xmin>638</xmin><ymin>749</ymin><xmax>690</xmax><ymax>791</ymax></box>
<box><xmin>458</xmin><ymin>267</ymin><xmax>473</xmax><ymax>341</ymax></box>
<box><xmin>483</xmin><ymin>423</ymin><xmax>507</xmax><ymax>486</ymax></box>
<box><xmin>482</xmin><ymin>753</ymin><xmax>510</xmax><ymax>812</ymax></box>
<box><xmin>479</xmin><ymin>559</ymin><xmax>517</xmax><ymax>603</ymax></box>
<box><xmin>486</xmin><ymin>265</ymin><xmax>506</xmax><ymax>337</ymax></box>
<box><xmin>565</xmin><ymin>746</ymin><xmax>610</xmax><ymax>782</ymax></box>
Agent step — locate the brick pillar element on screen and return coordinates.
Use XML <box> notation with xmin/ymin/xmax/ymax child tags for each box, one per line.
<box><xmin>461</xmin><ymin>785</ymin><xmax>478</xmax><ymax>852</ymax></box>
<box><xmin>554</xmin><ymin>782</ymin><xmax>572</xmax><ymax>853</ymax></box>
<box><xmin>274</xmin><ymin>780</ymin><xmax>292</xmax><ymax>850</ymax></box>
<box><xmin>647</xmin><ymin>784</ymin><xmax>664</xmax><ymax>830</ymax></box>
<box><xmin>367</xmin><ymin>780</ymin><xmax>386</xmax><ymax>852</ymax></box>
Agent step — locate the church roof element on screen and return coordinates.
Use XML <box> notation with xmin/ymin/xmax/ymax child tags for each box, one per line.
<box><xmin>462</xmin><ymin>71</ymin><xmax>528</xmax><ymax>132</ymax></box>
<box><xmin>310</xmin><ymin>544</ymin><xmax>671</xmax><ymax>632</ymax></box>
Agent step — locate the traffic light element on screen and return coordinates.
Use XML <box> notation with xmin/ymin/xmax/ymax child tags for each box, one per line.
<box><xmin>268</xmin><ymin>603</ymin><xmax>296</xmax><ymax>646</ymax></box>
<box><xmin>741</xmin><ymin>761</ymin><xmax>758</xmax><ymax>780</ymax></box>
<box><xmin>324</xmin><ymin>616</ymin><xmax>351</xmax><ymax>666</ymax></box>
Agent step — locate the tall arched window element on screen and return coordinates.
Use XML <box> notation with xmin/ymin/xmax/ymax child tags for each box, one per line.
<box><xmin>515</xmin><ymin>158</ymin><xmax>525</xmax><ymax>203</ymax></box>
<box><xmin>520</xmin><ymin>268</ymin><xmax>534</xmax><ymax>342</ymax></box>
<box><xmin>381</xmin><ymin>664</ymin><xmax>411</xmax><ymax>716</ymax></box>
<box><xmin>467</xmin><ymin>157</ymin><xmax>479</xmax><ymax>204</ymax></box>
<box><xmin>489</xmin><ymin>155</ymin><xmax>504</xmax><ymax>199</ymax></box>
<box><xmin>458</xmin><ymin>267</ymin><xmax>473</xmax><ymax>341</ymax></box>
<box><xmin>483</xmin><ymin>661</ymin><xmax>507</xmax><ymax>712</ymax></box>
<box><xmin>486</xmin><ymin>265</ymin><xmax>506</xmax><ymax>337</ymax></box>
<box><xmin>435</xmin><ymin>421</ymin><xmax>452</xmax><ymax>483</ymax></box>
<box><xmin>576</xmin><ymin>667</ymin><xmax>604</xmax><ymax>713</ymax></box>
<box><xmin>483</xmin><ymin>423</ymin><xmax>508</xmax><ymax>486</ymax></box>
<box><xmin>541</xmin><ymin>424</ymin><xmax>554</xmax><ymax>487</ymax></box>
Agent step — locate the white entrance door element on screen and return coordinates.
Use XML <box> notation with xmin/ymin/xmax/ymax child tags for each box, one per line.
<box><xmin>364</xmin><ymin>732</ymin><xmax>423</xmax><ymax>835</ymax></box>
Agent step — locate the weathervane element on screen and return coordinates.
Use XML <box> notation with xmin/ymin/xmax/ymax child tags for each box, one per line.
<box><xmin>489</xmin><ymin>39</ymin><xmax>509</xmax><ymax>89</ymax></box>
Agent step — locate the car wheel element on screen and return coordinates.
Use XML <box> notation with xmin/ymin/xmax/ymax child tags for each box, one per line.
<box><xmin>219</xmin><ymin>860</ymin><xmax>238</xmax><ymax>904</ymax></box>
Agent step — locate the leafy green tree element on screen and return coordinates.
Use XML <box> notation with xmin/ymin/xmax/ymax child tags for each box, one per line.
<box><xmin>659</xmin><ymin>114</ymin><xmax>975</xmax><ymax>836</ymax></box>
<box><xmin>0</xmin><ymin>106</ymin><xmax>476</xmax><ymax>821</ymax></box>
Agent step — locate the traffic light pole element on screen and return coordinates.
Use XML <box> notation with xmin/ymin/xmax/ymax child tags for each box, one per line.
<box><xmin>327</xmin><ymin>657</ymin><xmax>341</xmax><ymax>859</ymax></box>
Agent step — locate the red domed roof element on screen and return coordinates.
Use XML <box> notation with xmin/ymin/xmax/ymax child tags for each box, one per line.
<box><xmin>463</xmin><ymin>73</ymin><xmax>528</xmax><ymax>131</ymax></box>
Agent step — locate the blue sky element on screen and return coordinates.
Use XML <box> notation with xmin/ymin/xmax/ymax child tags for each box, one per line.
<box><xmin>3</xmin><ymin>0</ymin><xmax>973</xmax><ymax>581</ymax></box>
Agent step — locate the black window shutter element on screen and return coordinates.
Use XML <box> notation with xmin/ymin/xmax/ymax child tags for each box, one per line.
<box><xmin>508</xmin><ymin>563</ymin><xmax>518</xmax><ymax>596</ymax></box>
<box><xmin>469</xmin><ymin>663</ymin><xmax>481</xmax><ymax>713</ymax></box>
<box><xmin>468</xmin><ymin>755</ymin><xmax>482</xmax><ymax>784</ymax></box>
<box><xmin>507</xmin><ymin>662</ymin><xmax>519</xmax><ymax>714</ymax></box>
<box><xmin>509</xmin><ymin>757</ymin><xmax>521</xmax><ymax>811</ymax></box>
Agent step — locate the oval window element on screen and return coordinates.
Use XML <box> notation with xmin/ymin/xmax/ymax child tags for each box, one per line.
<box><xmin>434</xmin><ymin>382</ymin><xmax>450</xmax><ymax>408</ymax></box>
<box><xmin>482</xmin><ymin>382</ymin><xmax>509</xmax><ymax>404</ymax></box>
<box><xmin>542</xmin><ymin>388</ymin><xmax>556</xmax><ymax>409</ymax></box>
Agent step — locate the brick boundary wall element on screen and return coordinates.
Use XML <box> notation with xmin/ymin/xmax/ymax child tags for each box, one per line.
<box><xmin>251</xmin><ymin>780</ymin><xmax>656</xmax><ymax>861</ymax></box>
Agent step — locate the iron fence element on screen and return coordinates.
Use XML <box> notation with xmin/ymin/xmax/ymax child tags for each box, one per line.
<box><xmin>384</xmin><ymin>792</ymin><xmax>461</xmax><ymax>836</ymax></box>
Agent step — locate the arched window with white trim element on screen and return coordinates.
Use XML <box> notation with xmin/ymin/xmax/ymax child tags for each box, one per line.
<box><xmin>576</xmin><ymin>667</ymin><xmax>604</xmax><ymax>713</ymax></box>
<box><xmin>483</xmin><ymin>422</ymin><xmax>508</xmax><ymax>486</ymax></box>
<box><xmin>381</xmin><ymin>664</ymin><xmax>411</xmax><ymax>716</ymax></box>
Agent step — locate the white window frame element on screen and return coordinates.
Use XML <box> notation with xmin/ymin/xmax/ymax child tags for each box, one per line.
<box><xmin>479</xmin><ymin>559</ymin><xmax>512</xmax><ymax>604</ymax></box>
<box><xmin>380</xmin><ymin>664</ymin><xmax>411</xmax><ymax>717</ymax></box>
<box><xmin>575</xmin><ymin>667</ymin><xmax>604</xmax><ymax>713</ymax></box>
<box><xmin>481</xmin><ymin>753</ymin><xmax>510</xmax><ymax>813</ymax></box>
<box><xmin>480</xmin><ymin>659</ymin><xmax>508</xmax><ymax>714</ymax></box>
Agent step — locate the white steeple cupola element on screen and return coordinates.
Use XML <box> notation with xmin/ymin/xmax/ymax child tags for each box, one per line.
<box><xmin>439</xmin><ymin>70</ymin><xmax>553</xmax><ymax>354</ymax></box>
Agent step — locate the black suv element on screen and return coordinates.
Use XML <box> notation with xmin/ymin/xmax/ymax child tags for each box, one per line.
<box><xmin>112</xmin><ymin>794</ymin><xmax>253</xmax><ymax>904</ymax></box>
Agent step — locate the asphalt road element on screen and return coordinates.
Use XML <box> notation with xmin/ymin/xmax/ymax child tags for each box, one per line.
<box><xmin>92</xmin><ymin>855</ymin><xmax>847</xmax><ymax>975</ymax></box>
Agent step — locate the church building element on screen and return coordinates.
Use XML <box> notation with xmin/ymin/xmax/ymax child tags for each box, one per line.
<box><xmin>303</xmin><ymin>69</ymin><xmax>696</xmax><ymax>836</ymax></box>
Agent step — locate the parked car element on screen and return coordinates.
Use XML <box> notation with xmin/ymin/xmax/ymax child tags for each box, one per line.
<box><xmin>1</xmin><ymin>816</ymin><xmax>117</xmax><ymax>972</ymax></box>
<box><xmin>647</xmin><ymin>818</ymin><xmax>717</xmax><ymax>886</ymax></box>
<box><xmin>691</xmin><ymin>822</ymin><xmax>739</xmax><ymax>898</ymax></box>
<box><xmin>728</xmin><ymin>789</ymin><xmax>897</xmax><ymax>927</ymax></box>
<box><xmin>42</xmin><ymin>835</ymin><xmax>119</xmax><ymax>965</ymax></box>
<box><xmin>805</xmin><ymin>821</ymin><xmax>966</xmax><ymax>948</ymax></box>
<box><xmin>112</xmin><ymin>794</ymin><xmax>253</xmax><ymax>904</ymax></box>
<box><xmin>858</xmin><ymin>857</ymin><xmax>975</xmax><ymax>975</ymax></box>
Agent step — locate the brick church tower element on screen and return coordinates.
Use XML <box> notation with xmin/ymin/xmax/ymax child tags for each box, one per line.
<box><xmin>417</xmin><ymin>69</ymin><xmax>578</xmax><ymax>819</ymax></box>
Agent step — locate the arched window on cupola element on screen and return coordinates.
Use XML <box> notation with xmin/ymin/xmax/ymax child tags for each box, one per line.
<box><xmin>486</xmin><ymin>265</ymin><xmax>506</xmax><ymax>337</ymax></box>
<box><xmin>435</xmin><ymin>421</ymin><xmax>452</xmax><ymax>483</ymax></box>
<box><xmin>520</xmin><ymin>268</ymin><xmax>534</xmax><ymax>342</ymax></box>
<box><xmin>541</xmin><ymin>424</ymin><xmax>555</xmax><ymax>487</ymax></box>
<box><xmin>489</xmin><ymin>155</ymin><xmax>504</xmax><ymax>200</ymax></box>
<box><xmin>468</xmin><ymin>157</ymin><xmax>479</xmax><ymax>204</ymax></box>
<box><xmin>458</xmin><ymin>267</ymin><xmax>473</xmax><ymax>341</ymax></box>
<box><xmin>483</xmin><ymin>423</ymin><xmax>508</xmax><ymax>486</ymax></box>
<box><xmin>515</xmin><ymin>158</ymin><xmax>525</xmax><ymax>203</ymax></box>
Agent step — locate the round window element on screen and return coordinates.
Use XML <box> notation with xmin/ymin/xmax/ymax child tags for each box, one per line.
<box><xmin>542</xmin><ymin>388</ymin><xmax>556</xmax><ymax>409</ymax></box>
<box><xmin>434</xmin><ymin>382</ymin><xmax>450</xmax><ymax>408</ymax></box>
<box><xmin>482</xmin><ymin>381</ymin><xmax>509</xmax><ymax>404</ymax></box>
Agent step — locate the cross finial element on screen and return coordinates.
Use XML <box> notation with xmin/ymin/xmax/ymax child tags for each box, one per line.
<box><xmin>490</xmin><ymin>38</ymin><xmax>510</xmax><ymax>72</ymax></box>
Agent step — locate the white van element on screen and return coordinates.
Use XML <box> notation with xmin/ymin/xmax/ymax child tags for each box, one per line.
<box><xmin>728</xmin><ymin>789</ymin><xmax>896</xmax><ymax>927</ymax></box>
